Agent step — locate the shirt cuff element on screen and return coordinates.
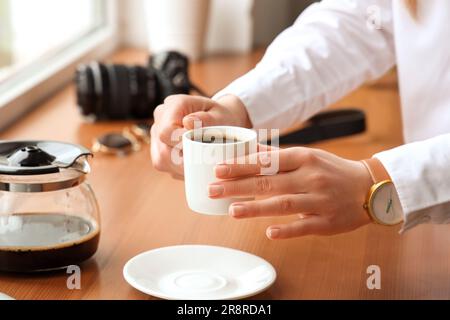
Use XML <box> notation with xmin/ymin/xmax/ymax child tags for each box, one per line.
<box><xmin>374</xmin><ymin>151</ymin><xmax>426</xmax><ymax>233</ymax></box>
<box><xmin>212</xmin><ymin>62</ymin><xmax>317</xmax><ymax>130</ymax></box>
<box><xmin>212</xmin><ymin>67</ymin><xmax>284</xmax><ymax>129</ymax></box>
<box><xmin>374</xmin><ymin>135</ymin><xmax>450</xmax><ymax>233</ymax></box>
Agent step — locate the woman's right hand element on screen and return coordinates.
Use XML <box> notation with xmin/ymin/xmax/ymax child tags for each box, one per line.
<box><xmin>150</xmin><ymin>94</ymin><xmax>252</xmax><ymax>179</ymax></box>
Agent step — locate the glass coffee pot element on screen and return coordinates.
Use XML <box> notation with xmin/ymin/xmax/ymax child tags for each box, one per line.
<box><xmin>0</xmin><ymin>141</ymin><xmax>100</xmax><ymax>272</ymax></box>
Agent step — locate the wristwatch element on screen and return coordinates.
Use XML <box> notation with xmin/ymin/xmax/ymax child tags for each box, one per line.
<box><xmin>361</xmin><ymin>158</ymin><xmax>403</xmax><ymax>226</ymax></box>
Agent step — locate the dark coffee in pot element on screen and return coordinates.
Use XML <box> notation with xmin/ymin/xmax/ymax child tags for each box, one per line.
<box><xmin>0</xmin><ymin>213</ymin><xmax>99</xmax><ymax>272</ymax></box>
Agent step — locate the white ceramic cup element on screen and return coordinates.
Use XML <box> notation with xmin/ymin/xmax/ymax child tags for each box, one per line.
<box><xmin>183</xmin><ymin>126</ymin><xmax>257</xmax><ymax>215</ymax></box>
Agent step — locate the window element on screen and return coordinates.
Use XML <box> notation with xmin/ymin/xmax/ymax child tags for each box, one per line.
<box><xmin>0</xmin><ymin>0</ymin><xmax>117</xmax><ymax>129</ymax></box>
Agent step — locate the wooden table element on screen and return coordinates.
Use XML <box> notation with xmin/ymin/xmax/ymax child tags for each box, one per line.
<box><xmin>1</xmin><ymin>48</ymin><xmax>450</xmax><ymax>300</ymax></box>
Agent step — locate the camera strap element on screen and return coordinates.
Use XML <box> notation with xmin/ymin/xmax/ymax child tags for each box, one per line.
<box><xmin>265</xmin><ymin>108</ymin><xmax>366</xmax><ymax>145</ymax></box>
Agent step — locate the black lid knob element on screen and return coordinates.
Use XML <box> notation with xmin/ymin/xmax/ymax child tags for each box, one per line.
<box><xmin>7</xmin><ymin>146</ymin><xmax>56</xmax><ymax>167</ymax></box>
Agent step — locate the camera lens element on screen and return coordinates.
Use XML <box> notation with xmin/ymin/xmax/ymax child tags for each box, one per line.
<box><xmin>75</xmin><ymin>52</ymin><xmax>193</xmax><ymax>121</ymax></box>
<box><xmin>130</xmin><ymin>66</ymin><xmax>158</xmax><ymax>118</ymax></box>
<box><xmin>75</xmin><ymin>63</ymin><xmax>158</xmax><ymax>121</ymax></box>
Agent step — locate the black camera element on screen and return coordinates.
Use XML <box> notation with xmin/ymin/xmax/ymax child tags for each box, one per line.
<box><xmin>75</xmin><ymin>51</ymin><xmax>201</xmax><ymax>120</ymax></box>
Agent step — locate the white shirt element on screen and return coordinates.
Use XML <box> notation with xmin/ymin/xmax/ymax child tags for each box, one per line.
<box><xmin>213</xmin><ymin>0</ymin><xmax>450</xmax><ymax>232</ymax></box>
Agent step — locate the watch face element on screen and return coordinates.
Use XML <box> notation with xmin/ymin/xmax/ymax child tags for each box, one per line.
<box><xmin>370</xmin><ymin>181</ymin><xmax>403</xmax><ymax>225</ymax></box>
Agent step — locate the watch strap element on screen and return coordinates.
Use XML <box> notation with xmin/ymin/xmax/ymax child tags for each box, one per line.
<box><xmin>361</xmin><ymin>158</ymin><xmax>391</xmax><ymax>184</ymax></box>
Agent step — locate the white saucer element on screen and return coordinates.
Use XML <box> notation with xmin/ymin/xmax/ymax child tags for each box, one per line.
<box><xmin>123</xmin><ymin>245</ymin><xmax>276</xmax><ymax>300</ymax></box>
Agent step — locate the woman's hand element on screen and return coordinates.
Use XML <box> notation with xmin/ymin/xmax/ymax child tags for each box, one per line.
<box><xmin>208</xmin><ymin>147</ymin><xmax>374</xmax><ymax>239</ymax></box>
<box><xmin>151</xmin><ymin>94</ymin><xmax>251</xmax><ymax>178</ymax></box>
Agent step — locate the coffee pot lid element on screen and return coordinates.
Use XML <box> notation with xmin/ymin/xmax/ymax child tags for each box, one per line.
<box><xmin>0</xmin><ymin>140</ymin><xmax>92</xmax><ymax>175</ymax></box>
<box><xmin>0</xmin><ymin>141</ymin><xmax>93</xmax><ymax>193</ymax></box>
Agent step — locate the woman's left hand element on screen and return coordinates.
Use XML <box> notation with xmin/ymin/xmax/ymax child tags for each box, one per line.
<box><xmin>208</xmin><ymin>147</ymin><xmax>374</xmax><ymax>239</ymax></box>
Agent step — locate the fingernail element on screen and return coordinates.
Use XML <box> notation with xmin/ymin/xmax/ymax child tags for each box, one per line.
<box><xmin>208</xmin><ymin>184</ymin><xmax>224</xmax><ymax>197</ymax></box>
<box><xmin>267</xmin><ymin>228</ymin><xmax>280</xmax><ymax>239</ymax></box>
<box><xmin>230</xmin><ymin>204</ymin><xmax>246</xmax><ymax>217</ymax></box>
<box><xmin>215</xmin><ymin>164</ymin><xmax>230</xmax><ymax>177</ymax></box>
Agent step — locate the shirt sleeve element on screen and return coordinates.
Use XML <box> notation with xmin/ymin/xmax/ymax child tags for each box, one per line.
<box><xmin>212</xmin><ymin>0</ymin><xmax>396</xmax><ymax>129</ymax></box>
<box><xmin>374</xmin><ymin>134</ymin><xmax>450</xmax><ymax>232</ymax></box>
